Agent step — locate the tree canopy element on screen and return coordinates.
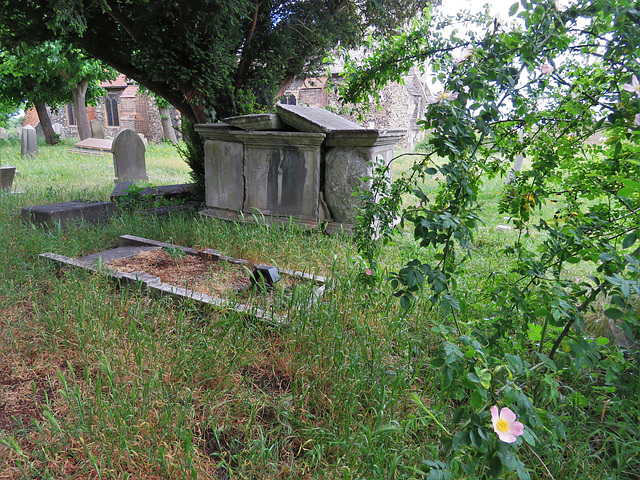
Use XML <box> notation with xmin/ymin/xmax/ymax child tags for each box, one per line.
<box><xmin>0</xmin><ymin>0</ymin><xmax>432</xmax><ymax>124</ymax></box>
<box><xmin>0</xmin><ymin>41</ymin><xmax>114</xmax><ymax>141</ymax></box>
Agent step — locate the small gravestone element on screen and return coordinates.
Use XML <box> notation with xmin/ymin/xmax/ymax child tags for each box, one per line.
<box><xmin>506</xmin><ymin>130</ymin><xmax>525</xmax><ymax>185</ymax></box>
<box><xmin>112</xmin><ymin>129</ymin><xmax>147</xmax><ymax>183</ymax></box>
<box><xmin>52</xmin><ymin>123</ymin><xmax>65</xmax><ymax>139</ymax></box>
<box><xmin>20</xmin><ymin>125</ymin><xmax>38</xmax><ymax>157</ymax></box>
<box><xmin>0</xmin><ymin>154</ymin><xmax>16</xmax><ymax>192</ymax></box>
<box><xmin>0</xmin><ymin>166</ymin><xmax>16</xmax><ymax>192</ymax></box>
<box><xmin>91</xmin><ymin>119</ymin><xmax>105</xmax><ymax>139</ymax></box>
<box><xmin>505</xmin><ymin>154</ymin><xmax>524</xmax><ymax>185</ymax></box>
<box><xmin>35</xmin><ymin>122</ymin><xmax>45</xmax><ymax>139</ymax></box>
<box><xmin>0</xmin><ymin>127</ymin><xmax>8</xmax><ymax>140</ymax></box>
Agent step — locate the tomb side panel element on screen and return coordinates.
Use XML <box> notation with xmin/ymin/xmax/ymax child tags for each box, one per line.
<box><xmin>204</xmin><ymin>140</ymin><xmax>244</xmax><ymax>211</ymax></box>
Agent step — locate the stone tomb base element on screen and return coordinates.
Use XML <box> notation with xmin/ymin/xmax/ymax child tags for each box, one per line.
<box><xmin>199</xmin><ymin>207</ymin><xmax>354</xmax><ymax>235</ymax></box>
<box><xmin>40</xmin><ymin>235</ymin><xmax>327</xmax><ymax>324</ymax></box>
<box><xmin>21</xmin><ymin>201</ymin><xmax>116</xmax><ymax>227</ymax></box>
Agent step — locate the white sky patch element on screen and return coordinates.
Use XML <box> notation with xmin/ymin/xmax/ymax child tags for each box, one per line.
<box><xmin>436</xmin><ymin>0</ymin><xmax>517</xmax><ymax>20</ymax></box>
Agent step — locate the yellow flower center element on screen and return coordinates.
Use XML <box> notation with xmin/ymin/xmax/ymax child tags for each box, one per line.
<box><xmin>496</xmin><ymin>418</ymin><xmax>510</xmax><ymax>433</ymax></box>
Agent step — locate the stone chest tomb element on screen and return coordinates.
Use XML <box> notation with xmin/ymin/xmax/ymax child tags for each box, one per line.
<box><xmin>195</xmin><ymin>104</ymin><xmax>405</xmax><ymax>233</ymax></box>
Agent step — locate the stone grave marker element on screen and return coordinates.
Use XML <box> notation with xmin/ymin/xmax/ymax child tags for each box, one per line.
<box><xmin>112</xmin><ymin>129</ymin><xmax>148</xmax><ymax>182</ymax></box>
<box><xmin>505</xmin><ymin>131</ymin><xmax>525</xmax><ymax>185</ymax></box>
<box><xmin>0</xmin><ymin>166</ymin><xmax>16</xmax><ymax>192</ymax></box>
<box><xmin>91</xmin><ymin>119</ymin><xmax>105</xmax><ymax>139</ymax></box>
<box><xmin>0</xmin><ymin>153</ymin><xmax>16</xmax><ymax>192</ymax></box>
<box><xmin>196</xmin><ymin>105</ymin><xmax>404</xmax><ymax>233</ymax></box>
<box><xmin>505</xmin><ymin>154</ymin><xmax>524</xmax><ymax>185</ymax></box>
<box><xmin>20</xmin><ymin>125</ymin><xmax>38</xmax><ymax>157</ymax></box>
<box><xmin>0</xmin><ymin>127</ymin><xmax>8</xmax><ymax>140</ymax></box>
<box><xmin>35</xmin><ymin>122</ymin><xmax>45</xmax><ymax>139</ymax></box>
<box><xmin>52</xmin><ymin>123</ymin><xmax>65</xmax><ymax>139</ymax></box>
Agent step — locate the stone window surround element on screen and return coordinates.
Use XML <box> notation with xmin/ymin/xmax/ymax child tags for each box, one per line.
<box><xmin>104</xmin><ymin>94</ymin><xmax>121</xmax><ymax>127</ymax></box>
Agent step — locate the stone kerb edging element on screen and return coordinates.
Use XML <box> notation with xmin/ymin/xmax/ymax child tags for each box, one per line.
<box><xmin>39</xmin><ymin>235</ymin><xmax>327</xmax><ymax>325</ymax></box>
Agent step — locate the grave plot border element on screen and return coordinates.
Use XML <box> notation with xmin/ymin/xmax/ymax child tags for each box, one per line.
<box><xmin>39</xmin><ymin>235</ymin><xmax>327</xmax><ymax>324</ymax></box>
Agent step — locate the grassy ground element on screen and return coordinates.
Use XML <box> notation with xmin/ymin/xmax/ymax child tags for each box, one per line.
<box><xmin>0</xmin><ymin>139</ymin><xmax>634</xmax><ymax>479</ymax></box>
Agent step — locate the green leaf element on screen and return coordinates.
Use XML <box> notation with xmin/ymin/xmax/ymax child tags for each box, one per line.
<box><xmin>622</xmin><ymin>231</ymin><xmax>637</xmax><ymax>249</ymax></box>
<box><xmin>431</xmin><ymin>357</ymin><xmax>445</xmax><ymax>367</ymax></box>
<box><xmin>400</xmin><ymin>295</ymin><xmax>412</xmax><ymax>311</ymax></box>
<box><xmin>509</xmin><ymin>2</ymin><xmax>519</xmax><ymax>16</ymax></box>
<box><xmin>604</xmin><ymin>308</ymin><xmax>623</xmax><ymax>320</ymax></box>
<box><xmin>489</xmin><ymin>455</ymin><xmax>502</xmax><ymax>477</ymax></box>
<box><xmin>521</xmin><ymin>428</ymin><xmax>536</xmax><ymax>446</ymax></box>
<box><xmin>470</xmin><ymin>390</ymin><xmax>484</xmax><ymax>408</ymax></box>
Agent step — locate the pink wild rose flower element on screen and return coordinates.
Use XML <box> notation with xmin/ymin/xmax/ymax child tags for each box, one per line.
<box><xmin>427</xmin><ymin>91</ymin><xmax>459</xmax><ymax>104</ymax></box>
<box><xmin>622</xmin><ymin>75</ymin><xmax>640</xmax><ymax>97</ymax></box>
<box><xmin>490</xmin><ymin>405</ymin><xmax>524</xmax><ymax>444</ymax></box>
<box><xmin>455</xmin><ymin>46</ymin><xmax>473</xmax><ymax>65</ymax></box>
<box><xmin>540</xmin><ymin>63</ymin><xmax>554</xmax><ymax>75</ymax></box>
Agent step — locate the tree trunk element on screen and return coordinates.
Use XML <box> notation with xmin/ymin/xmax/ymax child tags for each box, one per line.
<box><xmin>71</xmin><ymin>79</ymin><xmax>91</xmax><ymax>140</ymax></box>
<box><xmin>158</xmin><ymin>106</ymin><xmax>178</xmax><ymax>144</ymax></box>
<box><xmin>34</xmin><ymin>103</ymin><xmax>59</xmax><ymax>145</ymax></box>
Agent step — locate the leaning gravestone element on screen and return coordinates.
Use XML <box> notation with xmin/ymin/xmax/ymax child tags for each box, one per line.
<box><xmin>35</xmin><ymin>122</ymin><xmax>45</xmax><ymax>139</ymax></box>
<box><xmin>52</xmin><ymin>123</ymin><xmax>65</xmax><ymax>139</ymax></box>
<box><xmin>91</xmin><ymin>119</ymin><xmax>105</xmax><ymax>139</ymax></box>
<box><xmin>20</xmin><ymin>125</ymin><xmax>38</xmax><ymax>157</ymax></box>
<box><xmin>112</xmin><ymin>129</ymin><xmax>148</xmax><ymax>183</ymax></box>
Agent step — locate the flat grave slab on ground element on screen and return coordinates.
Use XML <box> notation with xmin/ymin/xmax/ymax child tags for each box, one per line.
<box><xmin>40</xmin><ymin>235</ymin><xmax>327</xmax><ymax>324</ymax></box>
<box><xmin>110</xmin><ymin>182</ymin><xmax>195</xmax><ymax>201</ymax></box>
<box><xmin>22</xmin><ymin>200</ymin><xmax>116</xmax><ymax>227</ymax></box>
<box><xmin>71</xmin><ymin>138</ymin><xmax>113</xmax><ymax>155</ymax></box>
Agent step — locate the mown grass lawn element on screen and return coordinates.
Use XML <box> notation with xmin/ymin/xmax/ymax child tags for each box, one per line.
<box><xmin>0</xmin><ymin>138</ymin><xmax>635</xmax><ymax>479</ymax></box>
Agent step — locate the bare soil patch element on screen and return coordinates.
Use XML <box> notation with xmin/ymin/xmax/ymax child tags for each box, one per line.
<box><xmin>107</xmin><ymin>249</ymin><xmax>312</xmax><ymax>312</ymax></box>
<box><xmin>0</xmin><ymin>366</ymin><xmax>52</xmax><ymax>433</ymax></box>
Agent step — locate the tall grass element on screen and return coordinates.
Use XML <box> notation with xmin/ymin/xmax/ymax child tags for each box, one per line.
<box><xmin>0</xmin><ymin>139</ymin><xmax>635</xmax><ymax>479</ymax></box>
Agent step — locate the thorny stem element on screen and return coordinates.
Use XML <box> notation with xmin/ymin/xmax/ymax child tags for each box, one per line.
<box><xmin>525</xmin><ymin>443</ymin><xmax>557</xmax><ymax>480</ymax></box>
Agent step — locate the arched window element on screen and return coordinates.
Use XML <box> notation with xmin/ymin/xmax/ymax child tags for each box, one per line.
<box><xmin>279</xmin><ymin>94</ymin><xmax>297</xmax><ymax>105</ymax></box>
<box><xmin>105</xmin><ymin>95</ymin><xmax>120</xmax><ymax>127</ymax></box>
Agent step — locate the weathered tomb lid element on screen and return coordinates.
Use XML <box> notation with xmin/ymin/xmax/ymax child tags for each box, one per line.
<box><xmin>277</xmin><ymin>104</ymin><xmax>365</xmax><ymax>133</ymax></box>
<box><xmin>325</xmin><ymin>129</ymin><xmax>406</xmax><ymax>147</ymax></box>
<box><xmin>194</xmin><ymin>122</ymin><xmax>233</xmax><ymax>135</ymax></box>
<box><xmin>222</xmin><ymin>113</ymin><xmax>283</xmax><ymax>131</ymax></box>
<box><xmin>194</xmin><ymin>124</ymin><xmax>326</xmax><ymax>145</ymax></box>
